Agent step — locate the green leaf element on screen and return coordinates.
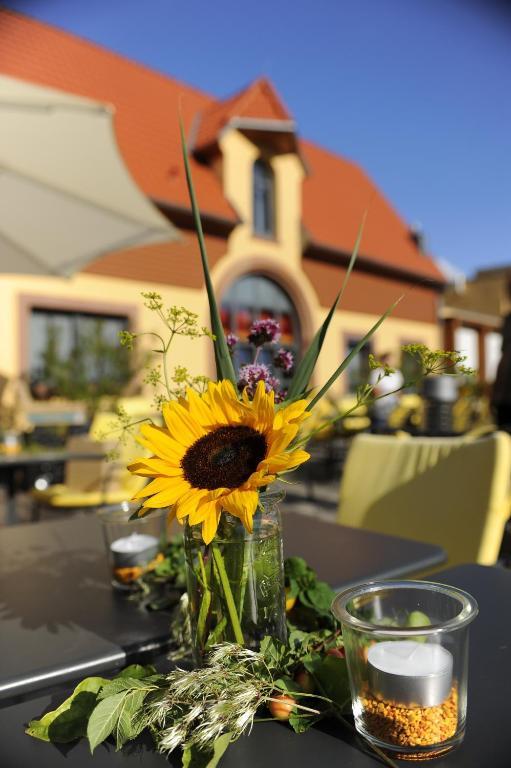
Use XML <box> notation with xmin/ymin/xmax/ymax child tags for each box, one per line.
<box><xmin>307</xmin><ymin>296</ymin><xmax>403</xmax><ymax>410</ymax></box>
<box><xmin>182</xmin><ymin>732</ymin><xmax>232</xmax><ymax>768</ymax></box>
<box><xmin>287</xmin><ymin>214</ymin><xmax>366</xmax><ymax>400</ymax></box>
<box><xmin>179</xmin><ymin>118</ymin><xmax>237</xmax><ymax>386</ymax></box>
<box><xmin>284</xmin><ymin>556</ymin><xmax>309</xmax><ymax>580</ymax></box>
<box><xmin>274</xmin><ymin>675</ymin><xmax>301</xmax><ymax>694</ymax></box>
<box><xmin>87</xmin><ymin>691</ymin><xmax>127</xmax><ymax>752</ymax></box>
<box><xmin>115</xmin><ymin>664</ymin><xmax>156</xmax><ymax>680</ymax></box>
<box><xmin>26</xmin><ymin>677</ymin><xmax>107</xmax><ymax>743</ymax></box>
<box><xmin>113</xmin><ymin>689</ymin><xmax>149</xmax><ymax>750</ymax></box>
<box><xmin>260</xmin><ymin>636</ymin><xmax>287</xmax><ymax>669</ymax></box>
<box><xmin>304</xmin><ymin>655</ymin><xmax>351</xmax><ymax>714</ymax></box>
<box><xmin>288</xmin><ymin>710</ymin><xmax>318</xmax><ymax>734</ymax></box>
<box><xmin>89</xmin><ymin>677</ymin><xmax>160</xmax><ymax>751</ymax></box>
<box><xmin>302</xmin><ymin>582</ymin><xmax>335</xmax><ymax>615</ymax></box>
<box><xmin>97</xmin><ymin>675</ymin><xmax>161</xmax><ymax>701</ymax></box>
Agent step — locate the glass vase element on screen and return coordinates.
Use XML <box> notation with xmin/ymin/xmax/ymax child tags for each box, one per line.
<box><xmin>184</xmin><ymin>491</ymin><xmax>287</xmax><ymax>662</ymax></box>
<box><xmin>332</xmin><ymin>580</ymin><xmax>478</xmax><ymax>761</ymax></box>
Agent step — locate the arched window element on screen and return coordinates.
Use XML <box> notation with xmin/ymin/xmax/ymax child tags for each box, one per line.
<box><xmin>221</xmin><ymin>274</ymin><xmax>300</xmax><ymax>381</ymax></box>
<box><xmin>253</xmin><ymin>159</ymin><xmax>275</xmax><ymax>237</ymax></box>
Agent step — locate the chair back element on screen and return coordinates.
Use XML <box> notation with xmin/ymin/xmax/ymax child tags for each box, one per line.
<box><xmin>64</xmin><ymin>434</ymin><xmax>112</xmax><ymax>493</ymax></box>
<box><xmin>88</xmin><ymin>411</ymin><xmax>151</xmax><ymax>497</ymax></box>
<box><xmin>337</xmin><ymin>432</ymin><xmax>511</xmax><ymax>568</ymax></box>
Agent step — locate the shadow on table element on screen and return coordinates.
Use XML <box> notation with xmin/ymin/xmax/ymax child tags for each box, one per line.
<box><xmin>0</xmin><ymin>542</ymin><xmax>118</xmax><ymax>633</ymax></box>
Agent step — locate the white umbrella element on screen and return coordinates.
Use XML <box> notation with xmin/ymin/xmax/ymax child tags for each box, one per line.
<box><xmin>0</xmin><ymin>75</ymin><xmax>178</xmax><ymax>276</ymax></box>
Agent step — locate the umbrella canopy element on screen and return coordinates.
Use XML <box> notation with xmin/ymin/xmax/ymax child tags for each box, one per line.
<box><xmin>0</xmin><ymin>75</ymin><xmax>178</xmax><ymax>276</ymax></box>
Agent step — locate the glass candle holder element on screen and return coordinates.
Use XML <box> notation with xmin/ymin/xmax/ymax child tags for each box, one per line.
<box><xmin>332</xmin><ymin>580</ymin><xmax>478</xmax><ymax>761</ymax></box>
<box><xmin>98</xmin><ymin>502</ymin><xmax>167</xmax><ymax>591</ymax></box>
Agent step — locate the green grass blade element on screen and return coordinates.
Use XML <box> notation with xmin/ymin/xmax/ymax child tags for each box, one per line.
<box><xmin>287</xmin><ymin>213</ymin><xmax>367</xmax><ymax>400</ymax></box>
<box><xmin>179</xmin><ymin>118</ymin><xmax>237</xmax><ymax>385</ymax></box>
<box><xmin>307</xmin><ymin>296</ymin><xmax>403</xmax><ymax>410</ymax></box>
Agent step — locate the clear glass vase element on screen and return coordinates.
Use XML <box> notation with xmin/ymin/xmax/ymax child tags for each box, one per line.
<box><xmin>184</xmin><ymin>491</ymin><xmax>286</xmax><ymax>662</ymax></box>
<box><xmin>332</xmin><ymin>580</ymin><xmax>478</xmax><ymax>761</ymax></box>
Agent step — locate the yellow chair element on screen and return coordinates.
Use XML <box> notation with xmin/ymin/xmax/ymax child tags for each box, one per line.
<box><xmin>31</xmin><ymin>414</ymin><xmax>148</xmax><ymax>515</ymax></box>
<box><xmin>337</xmin><ymin>432</ymin><xmax>511</xmax><ymax>570</ymax></box>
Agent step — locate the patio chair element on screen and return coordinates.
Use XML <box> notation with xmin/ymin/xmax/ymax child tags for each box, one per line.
<box><xmin>337</xmin><ymin>431</ymin><xmax>511</xmax><ymax>570</ymax></box>
<box><xmin>31</xmin><ymin>422</ymin><xmax>146</xmax><ymax>519</ymax></box>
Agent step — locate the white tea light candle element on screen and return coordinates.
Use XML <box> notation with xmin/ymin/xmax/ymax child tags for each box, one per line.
<box><xmin>110</xmin><ymin>533</ymin><xmax>159</xmax><ymax>568</ymax></box>
<box><xmin>367</xmin><ymin>640</ymin><xmax>453</xmax><ymax>707</ymax></box>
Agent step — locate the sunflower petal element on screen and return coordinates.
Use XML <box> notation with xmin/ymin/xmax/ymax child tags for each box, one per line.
<box><xmin>266</xmin><ymin>424</ymin><xmax>300</xmax><ymax>457</ymax></box>
<box><xmin>221</xmin><ymin>489</ymin><xmax>259</xmax><ymax>534</ymax></box>
<box><xmin>139</xmin><ymin>478</ymin><xmax>191</xmax><ymax>508</ymax></box>
<box><xmin>139</xmin><ymin>424</ymin><xmax>186</xmax><ymax>462</ymax></box>
<box><xmin>185</xmin><ymin>388</ymin><xmax>217</xmax><ymax>428</ymax></box>
<box><xmin>162</xmin><ymin>401</ymin><xmax>206</xmax><ymax>445</ymax></box>
<box><xmin>132</xmin><ymin>477</ymin><xmax>177</xmax><ymax>499</ymax></box>
<box><xmin>174</xmin><ymin>488</ymin><xmax>210</xmax><ymax>520</ymax></box>
<box><xmin>128</xmin><ymin>457</ymin><xmax>182</xmax><ymax>477</ymax></box>
<box><xmin>261</xmin><ymin>449</ymin><xmax>310</xmax><ymax>473</ymax></box>
<box><xmin>202</xmin><ymin>507</ymin><xmax>221</xmax><ymax>544</ymax></box>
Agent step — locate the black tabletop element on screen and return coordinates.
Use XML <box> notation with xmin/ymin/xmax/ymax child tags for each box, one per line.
<box><xmin>0</xmin><ymin>564</ymin><xmax>508</xmax><ymax>768</ymax></box>
<box><xmin>0</xmin><ymin>515</ymin><xmax>172</xmax><ymax>700</ymax></box>
<box><xmin>281</xmin><ymin>509</ymin><xmax>445</xmax><ymax>588</ymax></box>
<box><xmin>0</xmin><ymin>510</ymin><xmax>444</xmax><ymax>700</ymax></box>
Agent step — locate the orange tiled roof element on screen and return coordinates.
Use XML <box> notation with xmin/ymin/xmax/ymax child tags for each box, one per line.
<box><xmin>193</xmin><ymin>77</ymin><xmax>293</xmax><ymax>152</ymax></box>
<box><xmin>301</xmin><ymin>141</ymin><xmax>442</xmax><ymax>280</ymax></box>
<box><xmin>0</xmin><ymin>9</ymin><xmax>443</xmax><ymax>283</ymax></box>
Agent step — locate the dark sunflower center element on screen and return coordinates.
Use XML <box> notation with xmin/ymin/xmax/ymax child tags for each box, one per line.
<box><xmin>181</xmin><ymin>426</ymin><xmax>267</xmax><ymax>490</ymax></box>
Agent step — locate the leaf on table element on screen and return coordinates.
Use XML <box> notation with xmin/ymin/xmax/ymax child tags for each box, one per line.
<box><xmin>25</xmin><ymin>676</ymin><xmax>107</xmax><ymax>743</ymax></box>
<box><xmin>114</xmin><ymin>689</ymin><xmax>149</xmax><ymax>750</ymax></box>
<box><xmin>87</xmin><ymin>691</ymin><xmax>127</xmax><ymax>752</ymax></box>
<box><xmin>87</xmin><ymin>684</ymin><xmax>156</xmax><ymax>752</ymax></box>
<box><xmin>182</xmin><ymin>732</ymin><xmax>232</xmax><ymax>768</ymax></box>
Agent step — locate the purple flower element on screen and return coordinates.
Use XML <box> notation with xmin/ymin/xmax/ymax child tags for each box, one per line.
<box><xmin>226</xmin><ymin>333</ymin><xmax>238</xmax><ymax>351</ymax></box>
<box><xmin>237</xmin><ymin>363</ymin><xmax>283</xmax><ymax>400</ymax></box>
<box><xmin>248</xmin><ymin>319</ymin><xmax>281</xmax><ymax>347</ymax></box>
<box><xmin>274</xmin><ymin>348</ymin><xmax>294</xmax><ymax>375</ymax></box>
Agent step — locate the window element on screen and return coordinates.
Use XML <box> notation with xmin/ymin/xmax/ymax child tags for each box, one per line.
<box><xmin>221</xmin><ymin>274</ymin><xmax>300</xmax><ymax>384</ymax></box>
<box><xmin>29</xmin><ymin>308</ymin><xmax>130</xmax><ymax>396</ymax></box>
<box><xmin>346</xmin><ymin>338</ymin><xmax>372</xmax><ymax>394</ymax></box>
<box><xmin>253</xmin><ymin>159</ymin><xmax>275</xmax><ymax>237</ymax></box>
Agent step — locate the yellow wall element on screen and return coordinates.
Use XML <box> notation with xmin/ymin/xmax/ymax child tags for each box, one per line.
<box><xmin>0</xmin><ymin>125</ymin><xmax>441</xmax><ymax>396</ymax></box>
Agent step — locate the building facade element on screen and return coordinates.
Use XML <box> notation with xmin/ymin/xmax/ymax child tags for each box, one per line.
<box><xmin>0</xmin><ymin>9</ymin><xmax>445</xmax><ymax>397</ymax></box>
<box><xmin>443</xmin><ymin>267</ymin><xmax>510</xmax><ymax>388</ymax></box>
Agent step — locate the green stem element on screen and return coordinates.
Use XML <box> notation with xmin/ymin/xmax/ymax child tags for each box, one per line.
<box><xmin>196</xmin><ymin>550</ymin><xmax>211</xmax><ymax>650</ymax></box>
<box><xmin>211</xmin><ymin>544</ymin><xmax>244</xmax><ymax>645</ymax></box>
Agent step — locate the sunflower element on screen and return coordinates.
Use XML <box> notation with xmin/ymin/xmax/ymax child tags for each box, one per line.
<box><xmin>128</xmin><ymin>380</ymin><xmax>310</xmax><ymax>543</ymax></box>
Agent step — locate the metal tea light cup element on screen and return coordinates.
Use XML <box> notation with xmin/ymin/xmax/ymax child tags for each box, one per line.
<box><xmin>332</xmin><ymin>581</ymin><xmax>478</xmax><ymax>761</ymax></box>
<box><xmin>97</xmin><ymin>502</ymin><xmax>167</xmax><ymax>591</ymax></box>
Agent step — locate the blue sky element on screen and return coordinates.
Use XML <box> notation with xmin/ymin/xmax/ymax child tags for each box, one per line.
<box><xmin>4</xmin><ymin>0</ymin><xmax>511</xmax><ymax>276</ymax></box>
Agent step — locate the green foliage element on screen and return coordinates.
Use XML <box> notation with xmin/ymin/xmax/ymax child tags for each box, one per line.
<box><xmin>401</xmin><ymin>343</ymin><xmax>475</xmax><ymax>377</ymax></box>
<box><xmin>38</xmin><ymin>319</ymin><xmax>134</xmax><ymax>416</ymax></box>
<box><xmin>182</xmin><ymin>733</ymin><xmax>232</xmax><ymax>768</ymax></box>
<box><xmin>285</xmin><ymin>557</ymin><xmax>337</xmax><ymax>630</ymax></box>
<box><xmin>118</xmin><ymin>292</ymin><xmax>213</xmax><ymax>407</ymax></box>
<box><xmin>307</xmin><ymin>297</ymin><xmax>403</xmax><ymax>410</ymax></box>
<box><xmin>26</xmin><ymin>676</ymin><xmax>108</xmax><ymax>743</ymax></box>
<box><xmin>287</xmin><ymin>214</ymin><xmax>366</xmax><ymax>401</ymax></box>
<box><xmin>303</xmin><ymin>655</ymin><xmax>351</xmax><ymax>714</ymax></box>
<box><xmin>179</xmin><ymin>119</ymin><xmax>237</xmax><ymax>386</ymax></box>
